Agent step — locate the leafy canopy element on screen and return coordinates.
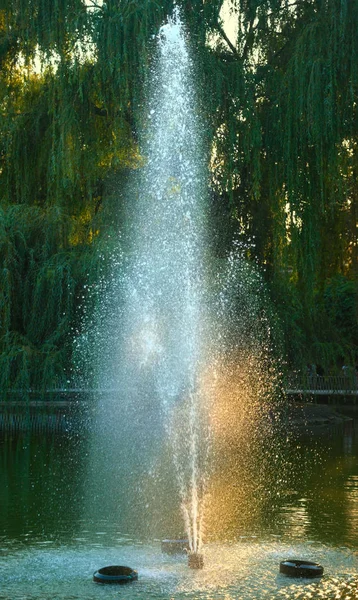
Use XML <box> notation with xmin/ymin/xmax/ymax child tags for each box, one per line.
<box><xmin>0</xmin><ymin>0</ymin><xmax>357</xmax><ymax>391</ymax></box>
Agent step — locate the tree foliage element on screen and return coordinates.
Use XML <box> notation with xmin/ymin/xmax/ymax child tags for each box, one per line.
<box><xmin>0</xmin><ymin>0</ymin><xmax>357</xmax><ymax>390</ymax></box>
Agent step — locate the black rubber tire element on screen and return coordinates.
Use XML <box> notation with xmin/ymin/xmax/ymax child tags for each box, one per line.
<box><xmin>280</xmin><ymin>559</ymin><xmax>324</xmax><ymax>578</ymax></box>
<box><xmin>93</xmin><ymin>565</ymin><xmax>138</xmax><ymax>584</ymax></box>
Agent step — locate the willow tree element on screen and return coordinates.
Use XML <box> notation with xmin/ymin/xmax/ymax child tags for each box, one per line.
<box><xmin>205</xmin><ymin>0</ymin><xmax>358</xmax><ymax>369</ymax></box>
<box><xmin>0</xmin><ymin>0</ymin><xmax>166</xmax><ymax>390</ymax></box>
<box><xmin>0</xmin><ymin>0</ymin><xmax>357</xmax><ymax>392</ymax></box>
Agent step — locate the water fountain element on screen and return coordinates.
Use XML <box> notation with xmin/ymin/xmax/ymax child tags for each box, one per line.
<box><xmin>82</xmin><ymin>7</ymin><xmax>280</xmax><ymax>567</ymax></box>
<box><xmin>80</xmin><ymin>5</ymin><xmax>321</xmax><ymax>577</ymax></box>
<box><xmin>1</xmin><ymin>9</ymin><xmax>358</xmax><ymax>600</ymax></box>
<box><xmin>83</xmin><ymin>7</ymin><xmax>212</xmax><ymax>563</ymax></box>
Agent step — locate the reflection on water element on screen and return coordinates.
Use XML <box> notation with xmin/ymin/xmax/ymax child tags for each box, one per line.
<box><xmin>0</xmin><ymin>421</ymin><xmax>358</xmax><ymax>599</ymax></box>
<box><xmin>204</xmin><ymin>421</ymin><xmax>358</xmax><ymax>548</ymax></box>
<box><xmin>346</xmin><ymin>474</ymin><xmax>358</xmax><ymax>544</ymax></box>
<box><xmin>0</xmin><ymin>431</ymin><xmax>87</xmax><ymax>540</ymax></box>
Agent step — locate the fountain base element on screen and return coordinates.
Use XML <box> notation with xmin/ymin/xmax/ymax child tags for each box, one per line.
<box><xmin>188</xmin><ymin>553</ymin><xmax>204</xmax><ymax>569</ymax></box>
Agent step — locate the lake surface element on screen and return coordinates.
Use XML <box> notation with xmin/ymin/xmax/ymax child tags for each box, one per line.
<box><xmin>0</xmin><ymin>418</ymin><xmax>357</xmax><ymax>599</ymax></box>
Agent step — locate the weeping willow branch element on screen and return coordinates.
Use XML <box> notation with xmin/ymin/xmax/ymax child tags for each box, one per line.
<box><xmin>214</xmin><ymin>23</ymin><xmax>238</xmax><ymax>56</ymax></box>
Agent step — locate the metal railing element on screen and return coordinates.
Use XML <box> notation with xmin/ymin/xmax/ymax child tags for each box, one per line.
<box><xmin>1</xmin><ymin>376</ymin><xmax>358</xmax><ymax>400</ymax></box>
<box><xmin>286</xmin><ymin>374</ymin><xmax>358</xmax><ymax>394</ymax></box>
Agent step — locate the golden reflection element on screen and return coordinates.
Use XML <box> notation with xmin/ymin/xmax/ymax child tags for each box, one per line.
<box><xmin>277</xmin><ymin>575</ymin><xmax>358</xmax><ymax>599</ymax></box>
<box><xmin>202</xmin><ymin>352</ymin><xmax>273</xmax><ymax>448</ymax></box>
<box><xmin>199</xmin><ymin>351</ymin><xmax>278</xmax><ymax>541</ymax></box>
<box><xmin>345</xmin><ymin>475</ymin><xmax>358</xmax><ymax>535</ymax></box>
<box><xmin>203</xmin><ymin>458</ymin><xmax>262</xmax><ymax>540</ymax></box>
<box><xmin>281</xmin><ymin>498</ymin><xmax>311</xmax><ymax>539</ymax></box>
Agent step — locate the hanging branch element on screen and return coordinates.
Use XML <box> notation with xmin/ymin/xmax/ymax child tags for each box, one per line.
<box><xmin>85</xmin><ymin>0</ymin><xmax>104</xmax><ymax>10</ymax></box>
<box><xmin>214</xmin><ymin>22</ymin><xmax>238</xmax><ymax>56</ymax></box>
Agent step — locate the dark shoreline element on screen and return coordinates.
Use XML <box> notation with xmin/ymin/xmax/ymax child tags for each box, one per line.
<box><xmin>0</xmin><ymin>397</ymin><xmax>356</xmax><ymax>434</ymax></box>
<box><xmin>287</xmin><ymin>401</ymin><xmax>355</xmax><ymax>431</ymax></box>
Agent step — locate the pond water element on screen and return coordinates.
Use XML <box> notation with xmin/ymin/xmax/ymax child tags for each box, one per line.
<box><xmin>0</xmin><ymin>419</ymin><xmax>357</xmax><ymax>599</ymax></box>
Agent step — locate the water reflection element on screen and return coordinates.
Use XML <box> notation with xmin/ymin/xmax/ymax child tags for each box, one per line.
<box><xmin>0</xmin><ymin>432</ymin><xmax>87</xmax><ymax>540</ymax></box>
<box><xmin>0</xmin><ymin>423</ymin><xmax>358</xmax><ymax>599</ymax></box>
<box><xmin>202</xmin><ymin>423</ymin><xmax>358</xmax><ymax>547</ymax></box>
<box><xmin>282</xmin><ymin>499</ymin><xmax>311</xmax><ymax>538</ymax></box>
<box><xmin>346</xmin><ymin>475</ymin><xmax>358</xmax><ymax>536</ymax></box>
<box><xmin>1</xmin><ymin>424</ymin><xmax>358</xmax><ymax>546</ymax></box>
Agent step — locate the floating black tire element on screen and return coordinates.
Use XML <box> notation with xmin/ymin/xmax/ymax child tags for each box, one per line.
<box><xmin>279</xmin><ymin>559</ymin><xmax>324</xmax><ymax>578</ymax></box>
<box><xmin>93</xmin><ymin>565</ymin><xmax>138</xmax><ymax>584</ymax></box>
<box><xmin>161</xmin><ymin>539</ymin><xmax>189</xmax><ymax>554</ymax></box>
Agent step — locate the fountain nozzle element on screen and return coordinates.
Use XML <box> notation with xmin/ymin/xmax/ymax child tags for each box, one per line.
<box><xmin>188</xmin><ymin>552</ymin><xmax>204</xmax><ymax>569</ymax></box>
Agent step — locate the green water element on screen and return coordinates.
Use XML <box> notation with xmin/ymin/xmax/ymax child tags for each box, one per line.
<box><xmin>1</xmin><ymin>422</ymin><xmax>358</xmax><ymax>545</ymax></box>
<box><xmin>0</xmin><ymin>431</ymin><xmax>87</xmax><ymax>541</ymax></box>
<box><xmin>0</xmin><ymin>421</ymin><xmax>357</xmax><ymax>599</ymax></box>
